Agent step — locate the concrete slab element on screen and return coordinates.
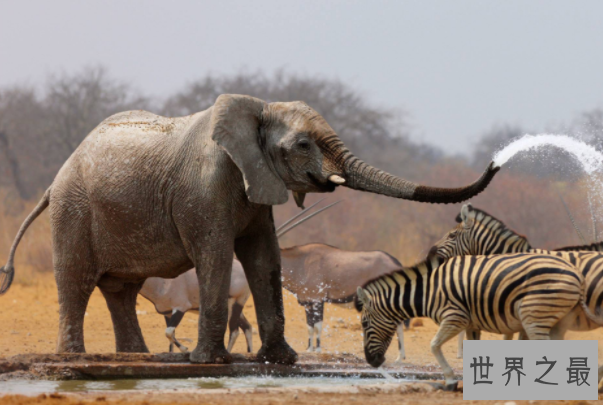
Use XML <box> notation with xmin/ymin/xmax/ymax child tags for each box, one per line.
<box><xmin>0</xmin><ymin>353</ymin><xmax>448</xmax><ymax>381</ymax></box>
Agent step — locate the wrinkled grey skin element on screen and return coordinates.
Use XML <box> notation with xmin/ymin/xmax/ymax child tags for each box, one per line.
<box><xmin>0</xmin><ymin>94</ymin><xmax>499</xmax><ymax>365</ymax></box>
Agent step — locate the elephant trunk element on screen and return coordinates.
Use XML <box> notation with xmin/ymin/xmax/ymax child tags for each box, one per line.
<box><xmin>322</xmin><ymin>137</ymin><xmax>499</xmax><ymax>204</ymax></box>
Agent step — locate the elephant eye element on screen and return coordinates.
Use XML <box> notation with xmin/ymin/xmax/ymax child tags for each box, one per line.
<box><xmin>297</xmin><ymin>139</ymin><xmax>311</xmax><ymax>150</ymax></box>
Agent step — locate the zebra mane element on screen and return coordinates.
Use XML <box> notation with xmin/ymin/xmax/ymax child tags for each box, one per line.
<box><xmin>554</xmin><ymin>241</ymin><xmax>603</xmax><ymax>252</ymax></box>
<box><xmin>359</xmin><ymin>247</ymin><xmax>439</xmax><ymax>291</ymax></box>
<box><xmin>457</xmin><ymin>206</ymin><xmax>531</xmax><ymax>247</ymax></box>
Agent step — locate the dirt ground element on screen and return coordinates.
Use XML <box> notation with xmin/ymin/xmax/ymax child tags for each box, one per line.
<box><xmin>2</xmin><ymin>274</ymin><xmax>603</xmax><ymax>404</ymax></box>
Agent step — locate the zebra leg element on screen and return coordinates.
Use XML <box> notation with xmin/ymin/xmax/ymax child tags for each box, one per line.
<box><xmin>238</xmin><ymin>313</ymin><xmax>253</xmax><ymax>353</ymax></box>
<box><xmin>313</xmin><ymin>302</ymin><xmax>324</xmax><ymax>353</ymax></box>
<box><xmin>431</xmin><ymin>317</ymin><xmax>468</xmax><ymax>390</ymax></box>
<box><xmin>394</xmin><ymin>324</ymin><xmax>405</xmax><ymax>362</ymax></box>
<box><xmin>456</xmin><ymin>329</ymin><xmax>481</xmax><ymax>359</ymax></box>
<box><xmin>456</xmin><ymin>331</ymin><xmax>465</xmax><ymax>359</ymax></box>
<box><xmin>403</xmin><ymin>319</ymin><xmax>411</xmax><ymax>330</ymax></box>
<box><xmin>227</xmin><ymin>300</ymin><xmax>244</xmax><ymax>353</ymax></box>
<box><xmin>466</xmin><ymin>329</ymin><xmax>481</xmax><ymax>340</ymax></box>
<box><xmin>165</xmin><ymin>310</ymin><xmax>188</xmax><ymax>353</ymax></box>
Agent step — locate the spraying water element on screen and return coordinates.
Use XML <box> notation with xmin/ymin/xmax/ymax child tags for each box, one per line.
<box><xmin>493</xmin><ymin>134</ymin><xmax>603</xmax><ymax>173</ymax></box>
<box><xmin>492</xmin><ymin>134</ymin><xmax>603</xmax><ymax>240</ymax></box>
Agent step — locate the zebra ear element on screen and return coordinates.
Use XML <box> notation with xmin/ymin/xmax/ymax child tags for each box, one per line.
<box><xmin>427</xmin><ymin>246</ymin><xmax>443</xmax><ymax>266</ymax></box>
<box><xmin>356</xmin><ymin>287</ymin><xmax>368</xmax><ymax>311</ymax></box>
<box><xmin>460</xmin><ymin>204</ymin><xmax>475</xmax><ymax>228</ymax></box>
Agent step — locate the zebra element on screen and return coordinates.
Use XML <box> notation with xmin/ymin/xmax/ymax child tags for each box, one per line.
<box><xmin>355</xmin><ymin>249</ymin><xmax>590</xmax><ymax>390</ymax></box>
<box><xmin>434</xmin><ymin>204</ymin><xmax>603</xmax><ymax>357</ymax></box>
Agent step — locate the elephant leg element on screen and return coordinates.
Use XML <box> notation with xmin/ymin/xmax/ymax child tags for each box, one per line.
<box><xmin>55</xmin><ymin>269</ymin><xmax>96</xmax><ymax>353</ymax></box>
<box><xmin>234</xmin><ymin>210</ymin><xmax>297</xmax><ymax>365</ymax></box>
<box><xmin>188</xmin><ymin>241</ymin><xmax>234</xmax><ymax>364</ymax></box>
<box><xmin>99</xmin><ymin>281</ymin><xmax>148</xmax><ymax>353</ymax></box>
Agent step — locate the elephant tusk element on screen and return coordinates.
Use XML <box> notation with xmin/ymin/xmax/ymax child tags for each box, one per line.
<box><xmin>329</xmin><ymin>175</ymin><xmax>346</xmax><ymax>185</ymax></box>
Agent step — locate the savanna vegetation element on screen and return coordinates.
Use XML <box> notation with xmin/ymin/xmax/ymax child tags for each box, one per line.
<box><xmin>0</xmin><ymin>66</ymin><xmax>601</xmax><ymax>284</ymax></box>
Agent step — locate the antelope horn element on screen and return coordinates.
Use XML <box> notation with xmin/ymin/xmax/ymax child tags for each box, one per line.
<box><xmin>275</xmin><ymin>198</ymin><xmax>327</xmax><ymax>233</ymax></box>
<box><xmin>276</xmin><ymin>200</ymin><xmax>342</xmax><ymax>238</ymax></box>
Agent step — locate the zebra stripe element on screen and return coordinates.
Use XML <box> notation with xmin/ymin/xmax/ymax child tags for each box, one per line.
<box><xmin>356</xmin><ymin>252</ymin><xmax>583</xmax><ymax>387</ymax></box>
<box><xmin>436</xmin><ymin>204</ymin><xmax>603</xmax><ymax>333</ymax></box>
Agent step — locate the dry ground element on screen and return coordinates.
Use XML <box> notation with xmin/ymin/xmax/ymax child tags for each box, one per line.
<box><xmin>1</xmin><ymin>274</ymin><xmax>603</xmax><ymax>404</ymax></box>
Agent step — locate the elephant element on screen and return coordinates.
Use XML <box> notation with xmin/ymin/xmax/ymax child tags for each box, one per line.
<box><xmin>0</xmin><ymin>94</ymin><xmax>499</xmax><ymax>365</ymax></box>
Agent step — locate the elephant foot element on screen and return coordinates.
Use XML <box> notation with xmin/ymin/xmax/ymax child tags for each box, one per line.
<box><xmin>306</xmin><ymin>347</ymin><xmax>315</xmax><ymax>353</ymax></box>
<box><xmin>56</xmin><ymin>339</ymin><xmax>86</xmax><ymax>354</ymax></box>
<box><xmin>257</xmin><ymin>341</ymin><xmax>298</xmax><ymax>365</ymax></box>
<box><xmin>56</xmin><ymin>344</ymin><xmax>86</xmax><ymax>354</ymax></box>
<box><xmin>315</xmin><ymin>347</ymin><xmax>322</xmax><ymax>354</ymax></box>
<box><xmin>190</xmin><ymin>345</ymin><xmax>232</xmax><ymax>364</ymax></box>
<box><xmin>116</xmin><ymin>342</ymin><xmax>149</xmax><ymax>353</ymax></box>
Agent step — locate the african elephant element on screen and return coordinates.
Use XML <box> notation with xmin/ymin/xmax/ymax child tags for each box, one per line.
<box><xmin>0</xmin><ymin>94</ymin><xmax>499</xmax><ymax>365</ymax></box>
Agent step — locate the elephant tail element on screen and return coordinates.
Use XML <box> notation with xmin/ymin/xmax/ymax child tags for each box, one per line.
<box><xmin>0</xmin><ymin>187</ymin><xmax>51</xmax><ymax>295</ymax></box>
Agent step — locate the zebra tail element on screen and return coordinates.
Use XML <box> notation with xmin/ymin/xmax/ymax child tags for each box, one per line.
<box><xmin>581</xmin><ymin>303</ymin><xmax>603</xmax><ymax>326</ymax></box>
<box><xmin>580</xmin><ymin>294</ymin><xmax>603</xmax><ymax>327</ymax></box>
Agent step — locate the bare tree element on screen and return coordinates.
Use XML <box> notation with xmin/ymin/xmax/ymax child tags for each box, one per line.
<box><xmin>573</xmin><ymin>108</ymin><xmax>603</xmax><ymax>151</ymax></box>
<box><xmin>45</xmin><ymin>66</ymin><xmax>149</xmax><ymax>159</ymax></box>
<box><xmin>163</xmin><ymin>70</ymin><xmax>440</xmax><ymax>178</ymax></box>
<box><xmin>0</xmin><ymin>66</ymin><xmax>148</xmax><ymax>199</ymax></box>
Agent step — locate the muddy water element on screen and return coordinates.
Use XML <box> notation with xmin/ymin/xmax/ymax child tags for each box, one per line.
<box><xmin>0</xmin><ymin>376</ymin><xmax>402</xmax><ymax>395</ymax></box>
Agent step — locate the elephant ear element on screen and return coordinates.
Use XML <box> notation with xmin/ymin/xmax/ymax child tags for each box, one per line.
<box><xmin>210</xmin><ymin>94</ymin><xmax>288</xmax><ymax>206</ymax></box>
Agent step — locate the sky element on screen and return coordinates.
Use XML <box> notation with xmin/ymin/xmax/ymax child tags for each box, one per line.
<box><xmin>1</xmin><ymin>0</ymin><xmax>602</xmax><ymax>154</ymax></box>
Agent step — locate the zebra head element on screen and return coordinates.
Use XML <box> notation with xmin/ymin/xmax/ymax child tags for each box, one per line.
<box><xmin>355</xmin><ymin>285</ymin><xmax>399</xmax><ymax>367</ymax></box>
<box><xmin>434</xmin><ymin>204</ymin><xmax>531</xmax><ymax>258</ymax></box>
<box><xmin>434</xmin><ymin>203</ymin><xmax>478</xmax><ymax>259</ymax></box>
